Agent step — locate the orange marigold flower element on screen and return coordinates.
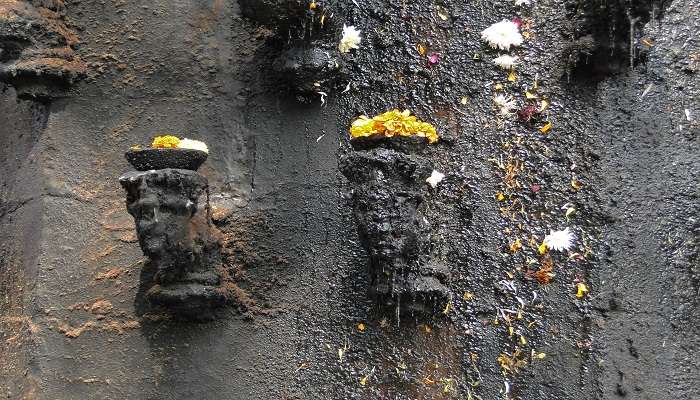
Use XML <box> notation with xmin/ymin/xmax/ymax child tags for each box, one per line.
<box><xmin>350</xmin><ymin>109</ymin><xmax>439</xmax><ymax>144</ymax></box>
<box><xmin>152</xmin><ymin>135</ymin><xmax>181</xmax><ymax>148</ymax></box>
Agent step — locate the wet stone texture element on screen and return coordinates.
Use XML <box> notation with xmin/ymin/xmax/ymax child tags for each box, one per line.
<box><xmin>0</xmin><ymin>0</ymin><xmax>86</xmax><ymax>100</ymax></box>
<box><xmin>339</xmin><ymin>138</ymin><xmax>451</xmax><ymax>317</ymax></box>
<box><xmin>119</xmin><ymin>169</ymin><xmax>226</xmax><ymax>320</ymax></box>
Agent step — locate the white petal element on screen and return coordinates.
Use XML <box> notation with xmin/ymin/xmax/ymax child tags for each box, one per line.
<box><xmin>426</xmin><ymin>170</ymin><xmax>445</xmax><ymax>188</ymax></box>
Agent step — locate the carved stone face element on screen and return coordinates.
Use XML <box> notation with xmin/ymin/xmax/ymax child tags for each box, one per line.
<box><xmin>120</xmin><ymin>169</ymin><xmax>207</xmax><ymax>268</ymax></box>
<box><xmin>130</xmin><ymin>191</ymin><xmax>195</xmax><ymax>259</ymax></box>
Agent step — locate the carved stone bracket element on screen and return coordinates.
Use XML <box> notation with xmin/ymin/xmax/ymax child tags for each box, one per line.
<box><xmin>238</xmin><ymin>0</ymin><xmax>345</xmax><ymax>97</ymax></box>
<box><xmin>119</xmin><ymin>168</ymin><xmax>226</xmax><ymax>320</ymax></box>
<box><xmin>339</xmin><ymin>138</ymin><xmax>451</xmax><ymax>318</ymax></box>
<box><xmin>0</xmin><ymin>0</ymin><xmax>86</xmax><ymax>99</ymax></box>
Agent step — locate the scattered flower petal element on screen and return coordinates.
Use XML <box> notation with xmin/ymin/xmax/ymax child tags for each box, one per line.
<box><xmin>318</xmin><ymin>91</ymin><xmax>328</xmax><ymax>106</ymax></box>
<box><xmin>543</xmin><ymin>228</ymin><xmax>575</xmax><ymax>252</ymax></box>
<box><xmin>576</xmin><ymin>282</ymin><xmax>589</xmax><ymax>298</ymax></box>
<box><xmin>339</xmin><ymin>25</ymin><xmax>361</xmax><ymax>53</ymax></box>
<box><xmin>494</xmin><ymin>94</ymin><xmax>517</xmax><ymax>117</ymax></box>
<box><xmin>493</xmin><ymin>55</ymin><xmax>518</xmax><ymax>70</ymax></box>
<box><xmin>426</xmin><ymin>170</ymin><xmax>445</xmax><ymax>188</ymax></box>
<box><xmin>539</xmin><ymin>121</ymin><xmax>552</xmax><ymax>133</ymax></box>
<box><xmin>518</xmin><ymin>105</ymin><xmax>537</xmax><ymax>122</ymax></box>
<box><xmin>428</xmin><ymin>53</ymin><xmax>439</xmax><ymax>65</ymax></box>
<box><xmin>481</xmin><ymin>20</ymin><xmax>524</xmax><ymax>51</ymax></box>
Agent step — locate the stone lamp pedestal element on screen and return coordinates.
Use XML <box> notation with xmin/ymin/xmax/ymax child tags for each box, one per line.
<box><xmin>119</xmin><ymin>154</ymin><xmax>226</xmax><ymax>320</ymax></box>
<box><xmin>339</xmin><ymin>137</ymin><xmax>451</xmax><ymax>318</ymax></box>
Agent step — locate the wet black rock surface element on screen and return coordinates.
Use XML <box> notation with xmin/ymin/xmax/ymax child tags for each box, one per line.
<box><xmin>0</xmin><ymin>0</ymin><xmax>86</xmax><ymax>100</ymax></box>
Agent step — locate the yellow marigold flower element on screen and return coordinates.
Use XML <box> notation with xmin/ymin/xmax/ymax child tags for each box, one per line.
<box><xmin>349</xmin><ymin>109</ymin><xmax>438</xmax><ymax>144</ymax></box>
<box><xmin>152</xmin><ymin>135</ymin><xmax>181</xmax><ymax>148</ymax></box>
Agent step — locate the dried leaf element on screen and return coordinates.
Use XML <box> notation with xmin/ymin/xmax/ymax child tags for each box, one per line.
<box><xmin>507</xmin><ymin>70</ymin><xmax>517</xmax><ymax>82</ymax></box>
<box><xmin>509</xmin><ymin>238</ymin><xmax>522</xmax><ymax>253</ymax></box>
<box><xmin>527</xmin><ymin>254</ymin><xmax>555</xmax><ymax>284</ymax></box>
<box><xmin>571</xmin><ymin>179</ymin><xmax>583</xmax><ymax>191</ymax></box>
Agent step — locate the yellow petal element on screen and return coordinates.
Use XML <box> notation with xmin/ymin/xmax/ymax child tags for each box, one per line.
<box><xmin>539</xmin><ymin>121</ymin><xmax>552</xmax><ymax>133</ymax></box>
<box><xmin>576</xmin><ymin>282</ymin><xmax>589</xmax><ymax>298</ymax></box>
<box><xmin>538</xmin><ymin>242</ymin><xmax>548</xmax><ymax>255</ymax></box>
<box><xmin>507</xmin><ymin>70</ymin><xmax>517</xmax><ymax>82</ymax></box>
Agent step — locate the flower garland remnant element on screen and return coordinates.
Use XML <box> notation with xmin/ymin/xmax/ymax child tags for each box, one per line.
<box><xmin>350</xmin><ymin>109</ymin><xmax>439</xmax><ymax>144</ymax></box>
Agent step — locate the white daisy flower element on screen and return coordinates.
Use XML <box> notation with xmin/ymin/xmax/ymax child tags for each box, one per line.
<box><xmin>426</xmin><ymin>170</ymin><xmax>445</xmax><ymax>188</ymax></box>
<box><xmin>515</xmin><ymin>0</ymin><xmax>531</xmax><ymax>6</ymax></box>
<box><xmin>339</xmin><ymin>25</ymin><xmax>361</xmax><ymax>53</ymax></box>
<box><xmin>177</xmin><ymin>138</ymin><xmax>209</xmax><ymax>154</ymax></box>
<box><xmin>543</xmin><ymin>228</ymin><xmax>575</xmax><ymax>252</ymax></box>
<box><xmin>481</xmin><ymin>20</ymin><xmax>524</xmax><ymax>51</ymax></box>
<box><xmin>493</xmin><ymin>55</ymin><xmax>518</xmax><ymax>70</ymax></box>
<box><xmin>494</xmin><ymin>94</ymin><xmax>517</xmax><ymax>117</ymax></box>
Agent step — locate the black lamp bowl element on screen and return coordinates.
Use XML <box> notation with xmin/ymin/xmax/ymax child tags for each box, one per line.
<box><xmin>349</xmin><ymin>135</ymin><xmax>431</xmax><ymax>154</ymax></box>
<box><xmin>125</xmin><ymin>148</ymin><xmax>208</xmax><ymax>171</ymax></box>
